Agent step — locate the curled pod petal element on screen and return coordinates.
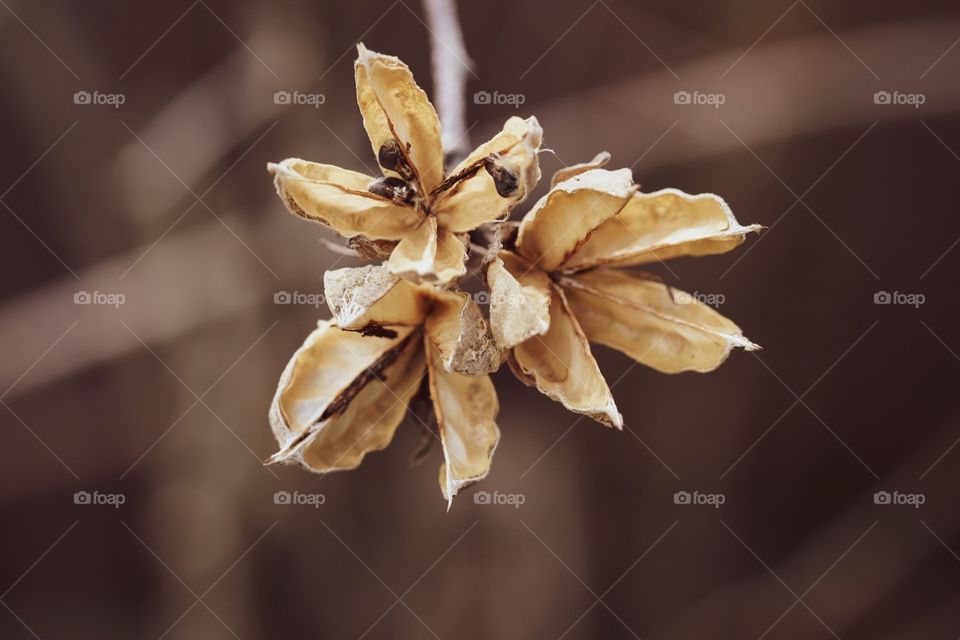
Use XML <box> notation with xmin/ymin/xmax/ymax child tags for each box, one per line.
<box><xmin>515</xmin><ymin>168</ymin><xmax>636</xmax><ymax>272</ymax></box>
<box><xmin>269</xmin><ymin>158</ymin><xmax>423</xmax><ymax>240</ymax></box>
<box><xmin>561</xmin><ymin>188</ymin><xmax>762</xmax><ymax>271</ymax></box>
<box><xmin>268</xmin><ymin>322</ymin><xmax>422</xmax><ymax>470</ymax></box>
<box><xmin>561</xmin><ymin>269</ymin><xmax>758</xmax><ymax>374</ymax></box>
<box><xmin>512</xmin><ymin>284</ymin><xmax>622</xmax><ymax>429</ymax></box>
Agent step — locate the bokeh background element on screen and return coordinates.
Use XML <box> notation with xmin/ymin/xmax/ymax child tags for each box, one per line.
<box><xmin>2</xmin><ymin>0</ymin><xmax>960</xmax><ymax>638</ymax></box>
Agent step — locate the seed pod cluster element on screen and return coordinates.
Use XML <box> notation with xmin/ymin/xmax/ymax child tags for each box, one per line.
<box><xmin>266</xmin><ymin>44</ymin><xmax>761</xmax><ymax>507</ymax></box>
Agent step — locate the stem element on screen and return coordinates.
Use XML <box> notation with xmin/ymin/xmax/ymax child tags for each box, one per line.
<box><xmin>421</xmin><ymin>0</ymin><xmax>472</xmax><ymax>168</ymax></box>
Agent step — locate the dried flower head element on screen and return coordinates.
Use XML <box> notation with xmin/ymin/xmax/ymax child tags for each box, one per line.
<box><xmin>265</xmin><ymin>45</ymin><xmax>761</xmax><ymax>507</ymax></box>
<box><xmin>487</xmin><ymin>159</ymin><xmax>762</xmax><ymax>428</ymax></box>
<box><xmin>269</xmin><ymin>264</ymin><xmax>501</xmax><ymax>507</ymax></box>
<box><xmin>268</xmin><ymin>44</ymin><xmax>542</xmax><ymax>286</ymax></box>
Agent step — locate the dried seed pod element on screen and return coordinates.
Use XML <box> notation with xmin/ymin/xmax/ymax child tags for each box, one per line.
<box><xmin>425</xmin><ymin>290</ymin><xmax>501</xmax><ymax>375</ymax></box>
<box><xmin>432</xmin><ymin>116</ymin><xmax>543</xmax><ymax>233</ymax></box>
<box><xmin>269</xmin><ymin>158</ymin><xmax>423</xmax><ymax>240</ymax></box>
<box><xmin>560</xmin><ymin>269</ymin><xmax>758</xmax><ymax>374</ymax></box>
<box><xmin>356</xmin><ymin>44</ymin><xmax>443</xmax><ymax>194</ymax></box>
<box><xmin>512</xmin><ymin>285</ymin><xmax>623</xmax><ymax>429</ymax></box>
<box><xmin>323</xmin><ymin>264</ymin><xmax>430</xmax><ymax>330</ymax></box>
<box><xmin>561</xmin><ymin>188</ymin><xmax>763</xmax><ymax>271</ymax></box>
<box><xmin>515</xmin><ymin>168</ymin><xmax>636</xmax><ymax>272</ymax></box>
<box><xmin>426</xmin><ymin>339</ymin><xmax>500</xmax><ymax>507</ymax></box>
<box><xmin>387</xmin><ymin>217</ymin><xmax>468</xmax><ymax>286</ymax></box>
<box><xmin>487</xmin><ymin>252</ymin><xmax>551</xmax><ymax>351</ymax></box>
<box><xmin>268</xmin><ymin>322</ymin><xmax>423</xmax><ymax>469</ymax></box>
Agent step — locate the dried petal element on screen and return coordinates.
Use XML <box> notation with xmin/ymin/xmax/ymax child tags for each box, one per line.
<box><xmin>487</xmin><ymin>251</ymin><xmax>551</xmax><ymax>350</ymax></box>
<box><xmin>562</xmin><ymin>188</ymin><xmax>762</xmax><ymax>271</ymax></box>
<box><xmin>269</xmin><ymin>158</ymin><xmax>423</xmax><ymax>240</ymax></box>
<box><xmin>550</xmin><ymin>151</ymin><xmax>611</xmax><ymax>188</ymax></box>
<box><xmin>426</xmin><ymin>339</ymin><xmax>500</xmax><ymax>507</ymax></box>
<box><xmin>323</xmin><ymin>264</ymin><xmax>430</xmax><ymax>330</ymax></box>
<box><xmin>512</xmin><ymin>284</ymin><xmax>622</xmax><ymax>428</ymax></box>
<box><xmin>433</xmin><ymin>116</ymin><xmax>543</xmax><ymax>232</ymax></box>
<box><xmin>561</xmin><ymin>269</ymin><xmax>757</xmax><ymax>374</ymax></box>
<box><xmin>268</xmin><ymin>321</ymin><xmax>418</xmax><ymax>464</ymax></box>
<box><xmin>515</xmin><ymin>168</ymin><xmax>636</xmax><ymax>272</ymax></box>
<box><xmin>387</xmin><ymin>217</ymin><xmax>467</xmax><ymax>286</ymax></box>
<box><xmin>355</xmin><ymin>43</ymin><xmax>444</xmax><ymax>195</ymax></box>
<box><xmin>424</xmin><ymin>290</ymin><xmax>500</xmax><ymax>375</ymax></box>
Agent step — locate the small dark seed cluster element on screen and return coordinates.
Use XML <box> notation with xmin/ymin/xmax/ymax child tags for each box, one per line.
<box><xmin>378</xmin><ymin>141</ymin><xmax>415</xmax><ymax>181</ymax></box>
<box><xmin>483</xmin><ymin>155</ymin><xmax>519</xmax><ymax>197</ymax></box>
<box><xmin>369</xmin><ymin>176</ymin><xmax>416</xmax><ymax>205</ymax></box>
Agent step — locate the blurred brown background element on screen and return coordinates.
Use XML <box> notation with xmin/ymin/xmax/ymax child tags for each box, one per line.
<box><xmin>2</xmin><ymin>0</ymin><xmax>960</xmax><ymax>638</ymax></box>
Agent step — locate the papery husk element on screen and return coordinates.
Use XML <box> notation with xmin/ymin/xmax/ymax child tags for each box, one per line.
<box><xmin>512</xmin><ymin>284</ymin><xmax>622</xmax><ymax>428</ymax></box>
<box><xmin>515</xmin><ymin>168</ymin><xmax>636</xmax><ymax>272</ymax></box>
<box><xmin>561</xmin><ymin>188</ymin><xmax>761</xmax><ymax>271</ymax></box>
<box><xmin>486</xmin><ymin>251</ymin><xmax>551</xmax><ymax>350</ymax></box>
<box><xmin>269</xmin><ymin>158</ymin><xmax>423</xmax><ymax>240</ymax></box>
<box><xmin>348</xmin><ymin>236</ymin><xmax>397</xmax><ymax>260</ymax></box>
<box><xmin>550</xmin><ymin>151</ymin><xmax>611</xmax><ymax>188</ymax></box>
<box><xmin>355</xmin><ymin>43</ymin><xmax>444</xmax><ymax>195</ymax></box>
<box><xmin>560</xmin><ymin>269</ymin><xmax>758</xmax><ymax>374</ymax></box>
<box><xmin>387</xmin><ymin>217</ymin><xmax>468</xmax><ymax>286</ymax></box>
<box><xmin>268</xmin><ymin>322</ymin><xmax>421</xmax><ymax>468</ymax></box>
<box><xmin>324</xmin><ymin>264</ymin><xmax>430</xmax><ymax>330</ymax></box>
<box><xmin>426</xmin><ymin>339</ymin><xmax>500</xmax><ymax>508</ymax></box>
<box><xmin>433</xmin><ymin>116</ymin><xmax>543</xmax><ymax>232</ymax></box>
<box><xmin>424</xmin><ymin>290</ymin><xmax>500</xmax><ymax>375</ymax></box>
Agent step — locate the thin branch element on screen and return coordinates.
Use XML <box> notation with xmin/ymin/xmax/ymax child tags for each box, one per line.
<box><xmin>421</xmin><ymin>0</ymin><xmax>472</xmax><ymax>167</ymax></box>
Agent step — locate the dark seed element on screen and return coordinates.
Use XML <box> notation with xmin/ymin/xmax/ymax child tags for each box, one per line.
<box><xmin>369</xmin><ymin>176</ymin><xmax>415</xmax><ymax>205</ymax></box>
<box><xmin>483</xmin><ymin>155</ymin><xmax>519</xmax><ymax>197</ymax></box>
<box><xmin>378</xmin><ymin>141</ymin><xmax>415</xmax><ymax>181</ymax></box>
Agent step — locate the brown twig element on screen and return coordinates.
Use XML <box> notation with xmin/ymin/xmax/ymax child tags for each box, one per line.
<box><xmin>421</xmin><ymin>0</ymin><xmax>473</xmax><ymax>168</ymax></box>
